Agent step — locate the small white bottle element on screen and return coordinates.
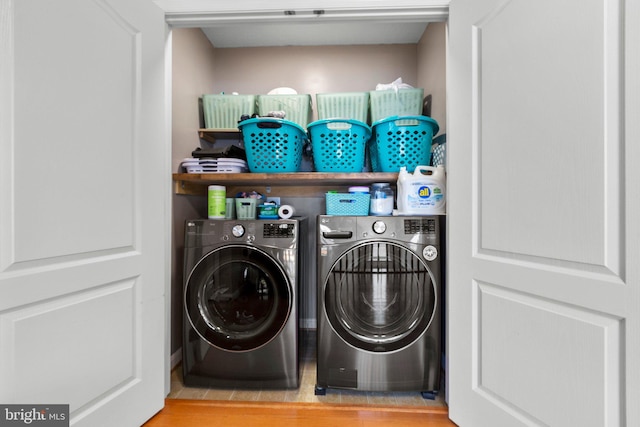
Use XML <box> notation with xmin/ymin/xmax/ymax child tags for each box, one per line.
<box><xmin>369</xmin><ymin>183</ymin><xmax>394</xmax><ymax>215</ymax></box>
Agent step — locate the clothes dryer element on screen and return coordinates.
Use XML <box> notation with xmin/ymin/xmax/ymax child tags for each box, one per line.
<box><xmin>183</xmin><ymin>218</ymin><xmax>306</xmax><ymax>389</ymax></box>
<box><xmin>315</xmin><ymin>215</ymin><xmax>442</xmax><ymax>397</ymax></box>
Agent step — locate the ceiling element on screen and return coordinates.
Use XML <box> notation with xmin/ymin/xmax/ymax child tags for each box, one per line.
<box><xmin>201</xmin><ymin>21</ymin><xmax>429</xmax><ymax>48</ymax></box>
<box><xmin>159</xmin><ymin>1</ymin><xmax>447</xmax><ymax>48</ymax></box>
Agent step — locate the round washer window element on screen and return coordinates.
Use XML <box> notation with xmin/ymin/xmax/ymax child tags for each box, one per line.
<box><xmin>185</xmin><ymin>245</ymin><xmax>292</xmax><ymax>351</ymax></box>
<box><xmin>324</xmin><ymin>241</ymin><xmax>436</xmax><ymax>352</ymax></box>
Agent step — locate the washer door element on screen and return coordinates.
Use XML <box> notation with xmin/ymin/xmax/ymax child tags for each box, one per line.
<box><xmin>324</xmin><ymin>241</ymin><xmax>436</xmax><ymax>352</ymax></box>
<box><xmin>185</xmin><ymin>245</ymin><xmax>292</xmax><ymax>351</ymax></box>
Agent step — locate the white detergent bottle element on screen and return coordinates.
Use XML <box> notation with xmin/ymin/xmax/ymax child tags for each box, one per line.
<box><xmin>396</xmin><ymin>165</ymin><xmax>446</xmax><ymax>215</ymax></box>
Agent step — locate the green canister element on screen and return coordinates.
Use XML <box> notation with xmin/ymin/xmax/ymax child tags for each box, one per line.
<box><xmin>207</xmin><ymin>185</ymin><xmax>226</xmax><ymax>219</ymax></box>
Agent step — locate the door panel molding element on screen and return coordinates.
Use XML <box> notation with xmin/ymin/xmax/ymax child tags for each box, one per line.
<box><xmin>0</xmin><ymin>280</ymin><xmax>138</xmax><ymax>408</ymax></box>
<box><xmin>11</xmin><ymin>0</ymin><xmax>143</xmax><ymax>265</ymax></box>
<box><xmin>472</xmin><ymin>280</ymin><xmax>623</xmax><ymax>426</ymax></box>
<box><xmin>0</xmin><ymin>252</ymin><xmax>141</xmax><ymax>311</ymax></box>
<box><xmin>471</xmin><ymin>0</ymin><xmax>624</xmax><ymax>275</ymax></box>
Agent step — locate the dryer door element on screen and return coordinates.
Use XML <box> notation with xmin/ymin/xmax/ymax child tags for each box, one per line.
<box><xmin>324</xmin><ymin>241</ymin><xmax>437</xmax><ymax>352</ymax></box>
<box><xmin>185</xmin><ymin>245</ymin><xmax>292</xmax><ymax>351</ymax></box>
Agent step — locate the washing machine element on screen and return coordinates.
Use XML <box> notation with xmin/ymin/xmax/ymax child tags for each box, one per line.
<box><xmin>315</xmin><ymin>215</ymin><xmax>442</xmax><ymax>397</ymax></box>
<box><xmin>183</xmin><ymin>218</ymin><xmax>307</xmax><ymax>389</ymax></box>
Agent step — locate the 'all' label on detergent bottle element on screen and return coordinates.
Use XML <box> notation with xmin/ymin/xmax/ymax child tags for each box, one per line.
<box><xmin>396</xmin><ymin>165</ymin><xmax>446</xmax><ymax>215</ymax></box>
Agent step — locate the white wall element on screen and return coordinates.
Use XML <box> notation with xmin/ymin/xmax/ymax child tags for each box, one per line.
<box><xmin>209</xmin><ymin>44</ymin><xmax>419</xmax><ymax>124</ymax></box>
<box><xmin>171</xmin><ymin>28</ymin><xmax>216</xmax><ymax>355</ymax></box>
<box><xmin>418</xmin><ymin>22</ymin><xmax>447</xmax><ymax>135</ymax></box>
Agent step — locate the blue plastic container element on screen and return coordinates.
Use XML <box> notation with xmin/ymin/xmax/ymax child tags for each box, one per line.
<box><xmin>308</xmin><ymin>119</ymin><xmax>371</xmax><ymax>173</ymax></box>
<box><xmin>325</xmin><ymin>193</ymin><xmax>371</xmax><ymax>216</ymax></box>
<box><xmin>238</xmin><ymin>118</ymin><xmax>307</xmax><ymax>173</ymax></box>
<box><xmin>369</xmin><ymin>115</ymin><xmax>439</xmax><ymax>173</ymax></box>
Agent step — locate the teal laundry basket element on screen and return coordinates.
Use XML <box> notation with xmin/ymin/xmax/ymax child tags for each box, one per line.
<box><xmin>308</xmin><ymin>119</ymin><xmax>371</xmax><ymax>173</ymax></box>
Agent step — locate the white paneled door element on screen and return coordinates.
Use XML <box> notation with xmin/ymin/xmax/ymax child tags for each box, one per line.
<box><xmin>448</xmin><ymin>0</ymin><xmax>639</xmax><ymax>426</ymax></box>
<box><xmin>0</xmin><ymin>0</ymin><xmax>169</xmax><ymax>426</ymax></box>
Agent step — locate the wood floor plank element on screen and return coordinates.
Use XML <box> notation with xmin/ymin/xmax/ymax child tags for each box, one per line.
<box><xmin>143</xmin><ymin>399</ymin><xmax>458</xmax><ymax>427</ymax></box>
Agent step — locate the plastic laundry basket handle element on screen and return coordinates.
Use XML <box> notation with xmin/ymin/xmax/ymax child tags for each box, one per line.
<box><xmin>326</xmin><ymin>122</ymin><xmax>352</xmax><ymax>130</ymax></box>
<box><xmin>414</xmin><ymin>165</ymin><xmax>436</xmax><ymax>175</ymax></box>
<box><xmin>393</xmin><ymin>117</ymin><xmax>421</xmax><ymax>127</ymax></box>
<box><xmin>257</xmin><ymin>121</ymin><xmax>282</xmax><ymax>129</ymax></box>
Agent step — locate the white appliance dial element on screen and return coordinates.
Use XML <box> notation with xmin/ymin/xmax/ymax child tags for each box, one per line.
<box><xmin>372</xmin><ymin>220</ymin><xmax>387</xmax><ymax>234</ymax></box>
<box><xmin>423</xmin><ymin>245</ymin><xmax>438</xmax><ymax>261</ymax></box>
<box><xmin>231</xmin><ymin>224</ymin><xmax>245</xmax><ymax>238</ymax></box>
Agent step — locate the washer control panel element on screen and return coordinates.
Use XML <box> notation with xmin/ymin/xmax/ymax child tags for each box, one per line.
<box><xmin>404</xmin><ymin>218</ymin><xmax>437</xmax><ymax>235</ymax></box>
<box><xmin>263</xmin><ymin>222</ymin><xmax>296</xmax><ymax>238</ymax></box>
<box><xmin>372</xmin><ymin>220</ymin><xmax>387</xmax><ymax>234</ymax></box>
<box><xmin>231</xmin><ymin>224</ymin><xmax>245</xmax><ymax>238</ymax></box>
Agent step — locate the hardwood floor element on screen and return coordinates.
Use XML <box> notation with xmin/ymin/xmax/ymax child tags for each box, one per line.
<box><xmin>157</xmin><ymin>331</ymin><xmax>455</xmax><ymax>425</ymax></box>
<box><xmin>143</xmin><ymin>399</ymin><xmax>458</xmax><ymax>427</ymax></box>
<box><xmin>168</xmin><ymin>330</ymin><xmax>447</xmax><ymax>408</ymax></box>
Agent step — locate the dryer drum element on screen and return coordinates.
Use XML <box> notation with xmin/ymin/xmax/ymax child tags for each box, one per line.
<box><xmin>324</xmin><ymin>241</ymin><xmax>436</xmax><ymax>352</ymax></box>
<box><xmin>185</xmin><ymin>245</ymin><xmax>292</xmax><ymax>352</ymax></box>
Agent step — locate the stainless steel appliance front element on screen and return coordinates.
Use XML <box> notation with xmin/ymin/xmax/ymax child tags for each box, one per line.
<box><xmin>315</xmin><ymin>215</ymin><xmax>442</xmax><ymax>396</ymax></box>
<box><xmin>183</xmin><ymin>218</ymin><xmax>306</xmax><ymax>389</ymax></box>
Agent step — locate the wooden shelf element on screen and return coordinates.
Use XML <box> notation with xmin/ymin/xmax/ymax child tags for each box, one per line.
<box><xmin>173</xmin><ymin>172</ymin><xmax>399</xmax><ymax>196</ymax></box>
<box><xmin>184</xmin><ymin>130</ymin><xmax>398</xmax><ymax>196</ymax></box>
